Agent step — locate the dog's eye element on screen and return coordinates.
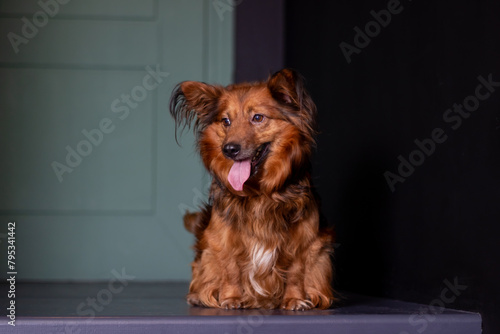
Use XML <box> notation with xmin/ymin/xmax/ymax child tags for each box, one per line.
<box><xmin>252</xmin><ymin>114</ymin><xmax>265</xmax><ymax>123</ymax></box>
<box><xmin>222</xmin><ymin>118</ymin><xmax>231</xmax><ymax>127</ymax></box>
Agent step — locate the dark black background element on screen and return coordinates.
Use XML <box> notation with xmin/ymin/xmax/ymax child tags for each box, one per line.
<box><xmin>237</xmin><ymin>1</ymin><xmax>500</xmax><ymax>333</ymax></box>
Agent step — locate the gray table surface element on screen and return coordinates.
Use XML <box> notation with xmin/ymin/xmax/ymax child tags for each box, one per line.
<box><xmin>0</xmin><ymin>282</ymin><xmax>481</xmax><ymax>334</ymax></box>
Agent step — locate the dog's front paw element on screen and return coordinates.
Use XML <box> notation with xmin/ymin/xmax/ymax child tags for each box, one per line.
<box><xmin>220</xmin><ymin>297</ymin><xmax>244</xmax><ymax>309</ymax></box>
<box><xmin>187</xmin><ymin>293</ymin><xmax>202</xmax><ymax>306</ymax></box>
<box><xmin>281</xmin><ymin>298</ymin><xmax>313</xmax><ymax>311</ymax></box>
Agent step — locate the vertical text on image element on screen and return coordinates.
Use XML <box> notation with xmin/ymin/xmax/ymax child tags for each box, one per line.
<box><xmin>6</xmin><ymin>221</ymin><xmax>17</xmax><ymax>327</ymax></box>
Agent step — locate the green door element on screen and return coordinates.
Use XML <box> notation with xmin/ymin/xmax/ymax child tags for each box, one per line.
<box><xmin>0</xmin><ymin>0</ymin><xmax>234</xmax><ymax>280</ymax></box>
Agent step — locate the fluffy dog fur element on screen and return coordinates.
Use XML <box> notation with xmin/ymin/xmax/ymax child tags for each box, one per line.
<box><xmin>169</xmin><ymin>69</ymin><xmax>334</xmax><ymax>310</ymax></box>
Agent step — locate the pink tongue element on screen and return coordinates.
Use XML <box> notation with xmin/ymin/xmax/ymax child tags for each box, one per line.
<box><xmin>228</xmin><ymin>159</ymin><xmax>251</xmax><ymax>191</ymax></box>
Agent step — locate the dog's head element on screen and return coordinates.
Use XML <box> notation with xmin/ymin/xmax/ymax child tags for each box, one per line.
<box><xmin>170</xmin><ymin>69</ymin><xmax>317</xmax><ymax>195</ymax></box>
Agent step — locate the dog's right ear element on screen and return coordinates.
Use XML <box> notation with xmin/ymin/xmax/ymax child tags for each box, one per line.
<box><xmin>169</xmin><ymin>81</ymin><xmax>223</xmax><ymax>143</ymax></box>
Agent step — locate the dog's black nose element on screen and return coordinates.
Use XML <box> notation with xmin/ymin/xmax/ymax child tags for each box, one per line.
<box><xmin>223</xmin><ymin>143</ymin><xmax>241</xmax><ymax>159</ymax></box>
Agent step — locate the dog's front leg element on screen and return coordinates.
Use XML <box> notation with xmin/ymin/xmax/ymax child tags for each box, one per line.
<box><xmin>218</xmin><ymin>254</ymin><xmax>244</xmax><ymax>309</ymax></box>
<box><xmin>281</xmin><ymin>255</ymin><xmax>313</xmax><ymax>311</ymax></box>
<box><xmin>205</xmin><ymin>214</ymin><xmax>245</xmax><ymax>309</ymax></box>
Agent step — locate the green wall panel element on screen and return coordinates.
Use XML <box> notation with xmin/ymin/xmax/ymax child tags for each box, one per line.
<box><xmin>0</xmin><ymin>0</ymin><xmax>234</xmax><ymax>281</ymax></box>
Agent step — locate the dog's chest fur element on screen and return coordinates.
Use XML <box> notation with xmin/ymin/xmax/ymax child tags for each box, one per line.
<box><xmin>248</xmin><ymin>243</ymin><xmax>277</xmax><ymax>296</ymax></box>
<box><xmin>213</xmin><ymin>193</ymin><xmax>304</xmax><ymax>297</ymax></box>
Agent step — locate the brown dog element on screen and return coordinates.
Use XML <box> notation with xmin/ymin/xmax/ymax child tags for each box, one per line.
<box><xmin>169</xmin><ymin>69</ymin><xmax>334</xmax><ymax>310</ymax></box>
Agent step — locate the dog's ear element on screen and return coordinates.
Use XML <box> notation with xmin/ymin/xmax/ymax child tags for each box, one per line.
<box><xmin>268</xmin><ymin>68</ymin><xmax>302</xmax><ymax>107</ymax></box>
<box><xmin>169</xmin><ymin>81</ymin><xmax>223</xmax><ymax>142</ymax></box>
<box><xmin>267</xmin><ymin>69</ymin><xmax>317</xmax><ymax>141</ymax></box>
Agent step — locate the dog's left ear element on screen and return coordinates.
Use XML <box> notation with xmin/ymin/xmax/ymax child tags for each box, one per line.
<box><xmin>267</xmin><ymin>68</ymin><xmax>317</xmax><ymax>139</ymax></box>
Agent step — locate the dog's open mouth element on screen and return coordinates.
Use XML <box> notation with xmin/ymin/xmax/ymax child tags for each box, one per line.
<box><xmin>228</xmin><ymin>143</ymin><xmax>270</xmax><ymax>191</ymax></box>
<box><xmin>251</xmin><ymin>143</ymin><xmax>270</xmax><ymax>170</ymax></box>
